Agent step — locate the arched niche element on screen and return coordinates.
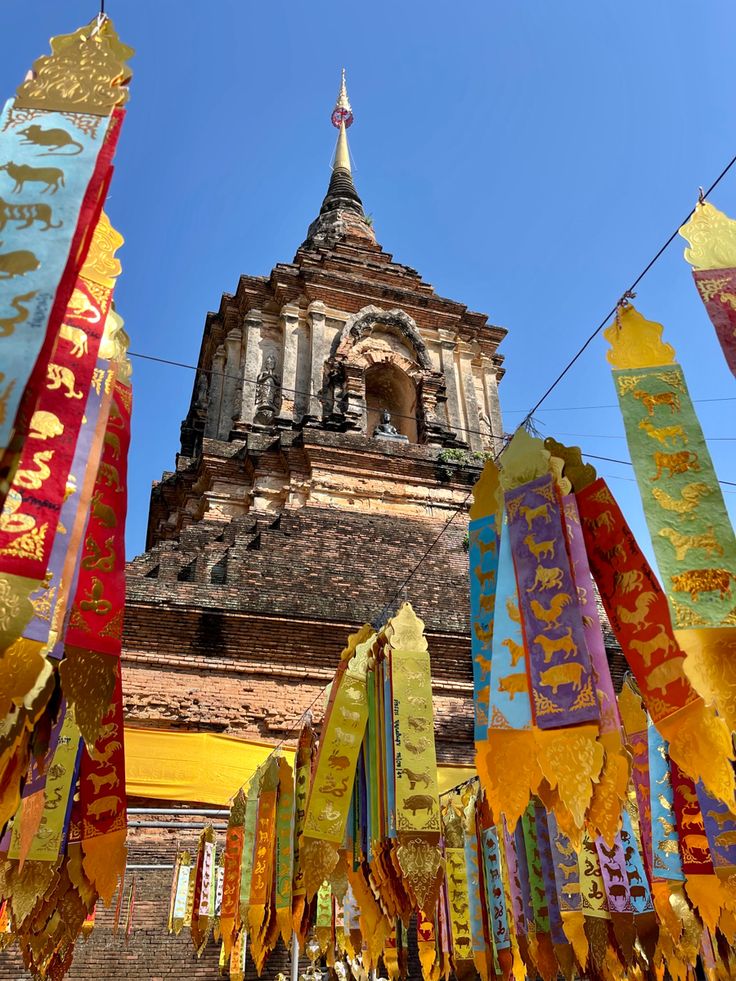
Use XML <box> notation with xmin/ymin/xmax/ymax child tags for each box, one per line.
<box><xmin>335</xmin><ymin>305</ymin><xmax>433</xmax><ymax>371</ymax></box>
<box><xmin>365</xmin><ymin>362</ymin><xmax>418</xmax><ymax>442</ymax></box>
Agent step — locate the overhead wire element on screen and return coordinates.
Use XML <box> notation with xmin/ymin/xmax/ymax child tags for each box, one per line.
<box><xmin>515</xmin><ymin>150</ymin><xmax>736</xmax><ymax>431</ymax></box>
<box><xmin>130</xmin><ymin>150</ymin><xmax>736</xmax><ymax>802</ymax></box>
<box><xmin>128</xmin><ymin>350</ymin><xmax>736</xmax><ymax>451</ymax></box>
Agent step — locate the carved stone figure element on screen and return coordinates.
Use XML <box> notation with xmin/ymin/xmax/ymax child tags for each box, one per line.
<box><xmin>194</xmin><ymin>372</ymin><xmax>208</xmax><ymax>410</ymax></box>
<box><xmin>373</xmin><ymin>408</ymin><xmax>408</xmax><ymax>442</ymax></box>
<box><xmin>254</xmin><ymin>354</ymin><xmax>279</xmax><ymax>422</ymax></box>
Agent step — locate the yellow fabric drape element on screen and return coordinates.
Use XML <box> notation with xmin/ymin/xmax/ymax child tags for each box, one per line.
<box><xmin>124</xmin><ymin>727</ymin><xmax>474</xmax><ymax>806</ymax></box>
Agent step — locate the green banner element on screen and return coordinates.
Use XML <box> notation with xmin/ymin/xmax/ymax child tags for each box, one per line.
<box><xmin>614</xmin><ymin>364</ymin><xmax>736</xmax><ymax>628</ymax></box>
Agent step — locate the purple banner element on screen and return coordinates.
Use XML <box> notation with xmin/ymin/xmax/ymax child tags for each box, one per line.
<box><xmin>562</xmin><ymin>494</ymin><xmax>620</xmax><ymax>732</ymax></box>
<box><xmin>697</xmin><ymin>783</ymin><xmax>736</xmax><ymax>873</ymax></box>
<box><xmin>534</xmin><ymin>802</ymin><xmax>566</xmax><ymax>944</ymax></box>
<box><xmin>513</xmin><ymin>822</ymin><xmax>533</xmax><ymax>933</ymax></box>
<box><xmin>693</xmin><ymin>268</ymin><xmax>736</xmax><ymax>378</ymax></box>
<box><xmin>502</xmin><ymin>818</ymin><xmax>526</xmax><ymax>935</ymax></box>
<box><xmin>595</xmin><ymin>835</ymin><xmax>632</xmax><ymax>913</ymax></box>
<box><xmin>547</xmin><ymin>811</ymin><xmax>581</xmax><ymax>912</ymax></box>
<box><xmin>627</xmin><ymin>726</ymin><xmax>653</xmax><ymax>878</ymax></box>
<box><xmin>620</xmin><ymin>811</ymin><xmax>653</xmax><ymax>914</ymax></box>
<box><xmin>505</xmin><ymin>475</ymin><xmax>599</xmax><ymax>728</ymax></box>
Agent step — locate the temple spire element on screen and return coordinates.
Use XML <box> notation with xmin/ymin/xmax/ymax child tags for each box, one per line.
<box><xmin>319</xmin><ymin>68</ymin><xmax>363</xmax><ymax>216</ymax></box>
<box><xmin>332</xmin><ymin>68</ymin><xmax>353</xmax><ymax>173</ymax></box>
<box><xmin>301</xmin><ymin>69</ymin><xmax>376</xmax><ymax>250</ymax></box>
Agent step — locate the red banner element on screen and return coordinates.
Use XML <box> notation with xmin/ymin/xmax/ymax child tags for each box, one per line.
<box><xmin>577</xmin><ymin>479</ymin><xmax>699</xmax><ymax>723</ymax></box>
<box><xmin>0</xmin><ymin>279</ymin><xmax>109</xmax><ymax>578</ymax></box>
<box><xmin>79</xmin><ymin>667</ymin><xmax>127</xmax><ymax>902</ymax></box>
<box><xmin>66</xmin><ymin>380</ymin><xmax>131</xmax><ymax>655</ymax></box>
<box><xmin>670</xmin><ymin>763</ymin><xmax>714</xmax><ymax>876</ymax></box>
<box><xmin>693</xmin><ymin>269</ymin><xmax>736</xmax><ymax>377</ymax></box>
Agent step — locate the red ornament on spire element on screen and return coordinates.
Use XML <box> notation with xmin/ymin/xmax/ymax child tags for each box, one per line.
<box><xmin>331</xmin><ymin>68</ymin><xmax>353</xmax><ymax>129</ymax></box>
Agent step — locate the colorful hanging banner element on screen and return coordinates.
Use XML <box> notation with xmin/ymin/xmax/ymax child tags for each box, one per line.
<box><xmin>65</xmin><ymin>379</ymin><xmax>131</xmax><ymax>655</ymax></box>
<box><xmin>605</xmin><ymin>304</ymin><xmax>736</xmax><ymax>630</ymax></box>
<box><xmin>483</xmin><ymin>823</ymin><xmax>510</xmax><ymax>951</ymax></box>
<box><xmin>388</xmin><ymin>604</ymin><xmax>443</xmax><ymax>912</ymax></box>
<box><xmin>0</xmin><ymin>213</ymin><xmax>121</xmax><ymax>578</ymax></box>
<box><xmin>679</xmin><ymin>200</ymin><xmax>736</xmax><ymax>377</ymax></box>
<box><xmin>647</xmin><ymin>723</ymin><xmax>684</xmax><ymax>882</ymax></box>
<box><xmin>546</xmin><ymin>813</ymin><xmax>581</xmax><ymax>914</ymax></box>
<box><xmin>488</xmin><ymin>522</ymin><xmax>532</xmax><ymax>732</ymax></box>
<box><xmin>619</xmin><ymin>810</ymin><xmax>653</xmax><ymax>915</ymax></box>
<box><xmin>172</xmin><ymin>852</ymin><xmax>192</xmax><ymax>936</ymax></box>
<box><xmin>670</xmin><ymin>763</ymin><xmax>713</xmax><ymax>877</ymax></box>
<box><xmin>274</xmin><ymin>754</ymin><xmax>294</xmax><ymax>944</ymax></box>
<box><xmin>21</xmin><ymin>356</ymin><xmax>112</xmax><ymax>649</ymax></box>
<box><xmin>578</xmin><ymin>834</ymin><xmax>609</xmax><ymax>920</ymax></box>
<box><xmin>466</xmin><ymin>814</ymin><xmax>490</xmax><ymax>969</ymax></box>
<box><xmin>505</xmin><ymin>474</ymin><xmax>598</xmax><ymax>728</ymax></box>
<box><xmin>303</xmin><ymin>632</ymin><xmax>371</xmax><ymax>844</ymax></box>
<box><xmin>445</xmin><ymin>843</ymin><xmax>474</xmax><ymax>963</ymax></box>
<box><xmin>219</xmin><ymin>791</ymin><xmax>244</xmax><ymax>956</ymax></box>
<box><xmin>468</xmin><ymin>513</ymin><xmax>499</xmax><ymax>740</ymax></box>
<box><xmin>0</xmin><ymin>15</ymin><xmax>131</xmax><ymax>460</ymax></box>
<box><xmin>9</xmin><ymin>701</ymin><xmax>80</xmax><ymax>862</ymax></box>
<box><xmin>79</xmin><ymin>667</ymin><xmax>126</xmax><ymax>903</ymax></box>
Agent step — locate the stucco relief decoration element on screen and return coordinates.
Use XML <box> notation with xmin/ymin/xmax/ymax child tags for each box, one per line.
<box><xmin>326</xmin><ymin>305</ymin><xmax>451</xmax><ymax>440</ymax></box>
<box><xmin>336</xmin><ymin>305</ymin><xmax>433</xmax><ymax>372</ymax></box>
<box><xmin>254</xmin><ymin>353</ymin><xmax>280</xmax><ymax>424</ymax></box>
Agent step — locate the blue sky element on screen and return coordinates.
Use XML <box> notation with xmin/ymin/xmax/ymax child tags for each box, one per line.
<box><xmin>3</xmin><ymin>1</ymin><xmax>734</xmax><ymax>577</ymax></box>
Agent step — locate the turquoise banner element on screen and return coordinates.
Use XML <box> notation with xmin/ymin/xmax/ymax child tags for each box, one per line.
<box><xmin>488</xmin><ymin>521</ymin><xmax>532</xmax><ymax>731</ymax></box>
<box><xmin>647</xmin><ymin>722</ymin><xmax>684</xmax><ymax>881</ymax></box>
<box><xmin>0</xmin><ymin>101</ymin><xmax>110</xmax><ymax>447</ymax></box>
<box><xmin>468</xmin><ymin>513</ymin><xmax>499</xmax><ymax>739</ymax></box>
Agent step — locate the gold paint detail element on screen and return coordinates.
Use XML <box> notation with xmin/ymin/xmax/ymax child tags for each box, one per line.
<box><xmin>543</xmin><ymin>438</ymin><xmax>597</xmax><ymax>492</ymax></box>
<box><xmin>395</xmin><ymin>836</ymin><xmax>444</xmax><ymax>912</ymax></box>
<box><xmin>81</xmin><ymin>211</ymin><xmax>124</xmax><ymax>288</ymax></box>
<box><xmin>58</xmin><ymin>648</ymin><xmax>117</xmax><ymax>749</ymax></box>
<box><xmin>0</xmin><ymin>638</ymin><xmax>48</xmax><ymax>718</ymax></box>
<box><xmin>617</xmin><ymin>677</ymin><xmax>647</xmax><ymax>739</ymax></box>
<box><xmin>15</xmin><ymin>17</ymin><xmax>133</xmax><ymax>116</ymax></box>
<box><xmin>469</xmin><ymin>456</ymin><xmax>502</xmax><ymax>522</ymax></box>
<box><xmin>499</xmin><ymin>428</ymin><xmax>551</xmax><ymax>491</ymax></box>
<box><xmin>604</xmin><ymin>303</ymin><xmax>676</xmax><ymax>369</ymax></box>
<box><xmin>536</xmin><ymin>726</ymin><xmax>604</xmax><ymax>830</ymax></box>
<box><xmin>678</xmin><ymin>626</ymin><xmax>736</xmax><ymax>733</ymax></box>
<box><xmin>658</xmin><ymin>697</ymin><xmax>735</xmax><ymax>805</ymax></box>
<box><xmin>299</xmin><ymin>838</ymin><xmax>339</xmax><ymax>902</ymax></box>
<box><xmin>386</xmin><ymin>602</ymin><xmax>428</xmax><ymax>653</ymax></box>
<box><xmin>679</xmin><ymin>201</ymin><xmax>736</xmax><ymax>270</ymax></box>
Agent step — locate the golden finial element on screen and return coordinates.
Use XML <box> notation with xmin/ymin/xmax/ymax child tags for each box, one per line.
<box><xmin>332</xmin><ymin>68</ymin><xmax>353</xmax><ymax>128</ymax></box>
<box><xmin>331</xmin><ymin>68</ymin><xmax>353</xmax><ymax>174</ymax></box>
<box><xmin>333</xmin><ymin>121</ymin><xmax>351</xmax><ymax>173</ymax></box>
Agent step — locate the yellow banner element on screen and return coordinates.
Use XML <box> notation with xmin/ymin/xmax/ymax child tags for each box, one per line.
<box><xmin>11</xmin><ymin>707</ymin><xmax>81</xmax><ymax>862</ymax></box>
<box><xmin>303</xmin><ymin>636</ymin><xmax>371</xmax><ymax>843</ymax></box>
<box><xmin>392</xmin><ymin>649</ymin><xmax>441</xmax><ymax>834</ymax></box>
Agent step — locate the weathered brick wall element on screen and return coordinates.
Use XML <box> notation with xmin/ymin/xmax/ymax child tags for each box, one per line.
<box><xmin>124</xmin><ymin>504</ymin><xmax>477</xmax><ymax>762</ymax></box>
